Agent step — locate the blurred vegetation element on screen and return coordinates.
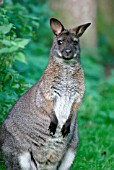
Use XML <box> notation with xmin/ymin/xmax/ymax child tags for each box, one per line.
<box><xmin>0</xmin><ymin>0</ymin><xmax>114</xmax><ymax>170</ymax></box>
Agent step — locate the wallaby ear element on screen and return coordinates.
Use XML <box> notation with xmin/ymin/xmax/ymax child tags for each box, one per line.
<box><xmin>72</xmin><ymin>23</ymin><xmax>91</xmax><ymax>37</ymax></box>
<box><xmin>50</xmin><ymin>18</ymin><xmax>64</xmax><ymax>36</ymax></box>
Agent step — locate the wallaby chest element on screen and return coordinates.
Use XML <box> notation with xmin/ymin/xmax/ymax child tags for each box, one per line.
<box><xmin>52</xmin><ymin>67</ymin><xmax>80</xmax><ymax>128</ymax></box>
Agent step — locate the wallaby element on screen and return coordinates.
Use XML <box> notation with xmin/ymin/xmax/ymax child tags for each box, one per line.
<box><xmin>0</xmin><ymin>18</ymin><xmax>91</xmax><ymax>170</ymax></box>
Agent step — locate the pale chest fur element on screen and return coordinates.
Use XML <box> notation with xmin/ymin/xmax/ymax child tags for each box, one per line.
<box><xmin>52</xmin><ymin>67</ymin><xmax>82</xmax><ymax>128</ymax></box>
<box><xmin>54</xmin><ymin>92</ymin><xmax>75</xmax><ymax>128</ymax></box>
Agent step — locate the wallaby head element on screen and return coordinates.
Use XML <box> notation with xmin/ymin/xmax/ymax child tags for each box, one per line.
<box><xmin>50</xmin><ymin>18</ymin><xmax>91</xmax><ymax>62</ymax></box>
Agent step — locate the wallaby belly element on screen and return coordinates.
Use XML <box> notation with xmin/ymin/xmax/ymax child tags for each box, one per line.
<box><xmin>35</xmin><ymin>127</ymin><xmax>68</xmax><ymax>170</ymax></box>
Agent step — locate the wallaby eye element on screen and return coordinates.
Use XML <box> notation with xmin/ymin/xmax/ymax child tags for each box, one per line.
<box><xmin>58</xmin><ymin>40</ymin><xmax>63</xmax><ymax>45</ymax></box>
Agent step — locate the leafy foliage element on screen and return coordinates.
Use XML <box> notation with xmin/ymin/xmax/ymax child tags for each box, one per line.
<box><xmin>0</xmin><ymin>10</ymin><xmax>31</xmax><ymax>123</ymax></box>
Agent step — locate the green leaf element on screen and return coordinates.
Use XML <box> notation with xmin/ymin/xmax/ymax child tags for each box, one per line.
<box><xmin>12</xmin><ymin>84</ymin><xmax>20</xmax><ymax>89</ymax></box>
<box><xmin>15</xmin><ymin>39</ymin><xmax>30</xmax><ymax>48</ymax></box>
<box><xmin>9</xmin><ymin>46</ymin><xmax>19</xmax><ymax>53</ymax></box>
<box><xmin>0</xmin><ymin>46</ymin><xmax>18</xmax><ymax>54</ymax></box>
<box><xmin>15</xmin><ymin>52</ymin><xmax>27</xmax><ymax>64</ymax></box>
<box><xmin>0</xmin><ymin>47</ymin><xmax>9</xmax><ymax>54</ymax></box>
<box><xmin>0</xmin><ymin>24</ymin><xmax>13</xmax><ymax>34</ymax></box>
<box><xmin>0</xmin><ymin>40</ymin><xmax>12</xmax><ymax>46</ymax></box>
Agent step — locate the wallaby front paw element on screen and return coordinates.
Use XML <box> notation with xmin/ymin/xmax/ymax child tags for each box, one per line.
<box><xmin>49</xmin><ymin>121</ymin><xmax>57</xmax><ymax>135</ymax></box>
<box><xmin>61</xmin><ymin>122</ymin><xmax>70</xmax><ymax>137</ymax></box>
<box><xmin>49</xmin><ymin>113</ymin><xmax>58</xmax><ymax>135</ymax></box>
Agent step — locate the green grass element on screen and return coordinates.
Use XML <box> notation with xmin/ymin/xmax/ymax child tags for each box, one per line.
<box><xmin>72</xmin><ymin>110</ymin><xmax>114</xmax><ymax>170</ymax></box>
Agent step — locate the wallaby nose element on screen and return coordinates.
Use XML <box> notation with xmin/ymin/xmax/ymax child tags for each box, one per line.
<box><xmin>65</xmin><ymin>49</ymin><xmax>71</xmax><ymax>54</ymax></box>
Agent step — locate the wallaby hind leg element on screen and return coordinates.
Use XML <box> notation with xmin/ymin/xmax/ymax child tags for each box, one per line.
<box><xmin>2</xmin><ymin>155</ymin><xmax>12</xmax><ymax>170</ymax></box>
<box><xmin>2</xmin><ymin>138</ymin><xmax>20</xmax><ymax>170</ymax></box>
<box><xmin>3</xmin><ymin>149</ymin><xmax>38</xmax><ymax>170</ymax></box>
<box><xmin>3</xmin><ymin>153</ymin><xmax>20</xmax><ymax>170</ymax></box>
<box><xmin>2</xmin><ymin>141</ymin><xmax>37</xmax><ymax>170</ymax></box>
